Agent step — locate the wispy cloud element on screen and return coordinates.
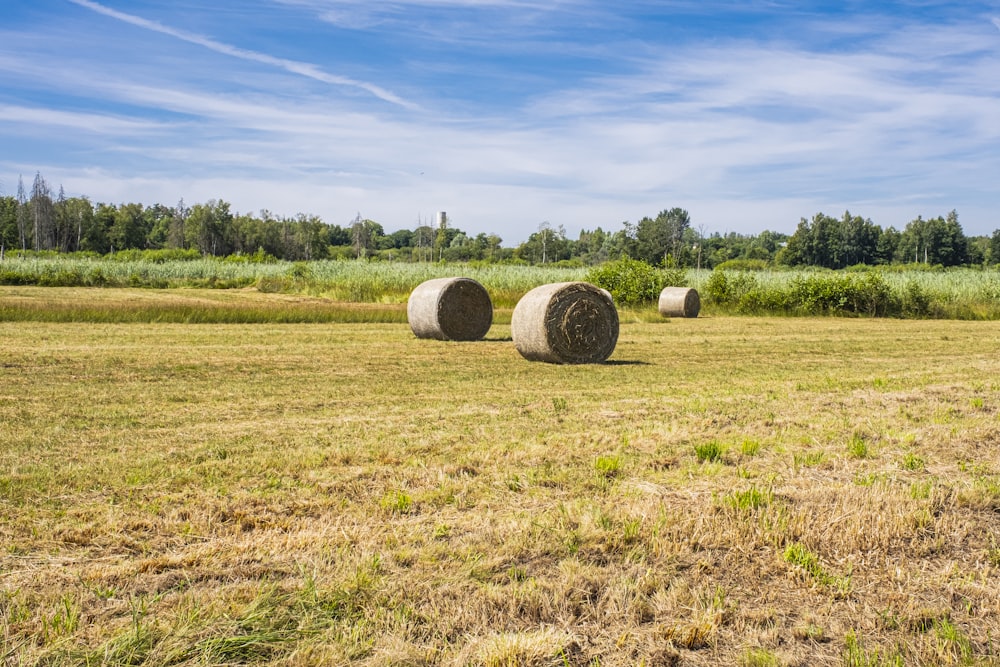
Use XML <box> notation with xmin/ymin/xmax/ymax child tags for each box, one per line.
<box><xmin>0</xmin><ymin>104</ymin><xmax>166</xmax><ymax>134</ymax></box>
<box><xmin>66</xmin><ymin>0</ymin><xmax>419</xmax><ymax>110</ymax></box>
<box><xmin>279</xmin><ymin>0</ymin><xmax>613</xmax><ymax>47</ymax></box>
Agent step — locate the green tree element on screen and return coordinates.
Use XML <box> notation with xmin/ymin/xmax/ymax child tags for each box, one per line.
<box><xmin>442</xmin><ymin>232</ymin><xmax>473</xmax><ymax>262</ymax></box>
<box><xmin>940</xmin><ymin>210</ymin><xmax>969</xmax><ymax>266</ymax></box>
<box><xmin>350</xmin><ymin>215</ymin><xmax>384</xmax><ymax>259</ymax></box>
<box><xmin>0</xmin><ymin>195</ymin><xmax>17</xmax><ymax>254</ymax></box>
<box><xmin>516</xmin><ymin>223</ymin><xmax>569</xmax><ymax>264</ymax></box>
<box><xmin>384</xmin><ymin>229</ymin><xmax>414</xmax><ymax>250</ymax></box>
<box><xmin>108</xmin><ymin>203</ymin><xmax>147</xmax><ymax>251</ymax></box>
<box><xmin>776</xmin><ymin>217</ymin><xmax>812</xmax><ymax>266</ymax></box>
<box><xmin>809</xmin><ymin>213</ymin><xmax>839</xmax><ymax>268</ymax></box>
<box><xmin>897</xmin><ymin>215</ymin><xmax>930</xmax><ymax>264</ymax></box>
<box><xmin>635</xmin><ymin>215</ymin><xmax>666</xmax><ymax>264</ymax></box>
<box><xmin>537</xmin><ymin>221</ymin><xmax>554</xmax><ymax>264</ymax></box>
<box><xmin>604</xmin><ymin>221</ymin><xmax>638</xmax><ymax>260</ymax></box>
<box><xmin>433</xmin><ymin>214</ymin><xmax>450</xmax><ymax>261</ymax></box>
<box><xmin>703</xmin><ymin>232</ymin><xmax>739</xmax><ymax>268</ymax></box>
<box><xmin>574</xmin><ymin>227</ymin><xmax>608</xmax><ymax>264</ymax></box>
<box><xmin>470</xmin><ymin>233</ymin><xmax>490</xmax><ymax>261</ymax></box>
<box><xmin>292</xmin><ymin>213</ymin><xmax>329</xmax><ymax>261</ymax></box>
<box><xmin>226</xmin><ymin>212</ymin><xmax>257</xmax><ymax>255</ymax></box>
<box><xmin>897</xmin><ymin>212</ymin><xmax>968</xmax><ymax>266</ymax></box>
<box><xmin>167</xmin><ymin>200</ymin><xmax>189</xmax><ymax>249</ymax></box>
<box><xmin>61</xmin><ymin>197</ymin><xmax>95</xmax><ymax>253</ymax></box>
<box><xmin>636</xmin><ymin>208</ymin><xmax>691</xmax><ymax>265</ymax></box>
<box><xmin>967</xmin><ymin>234</ymin><xmax>989</xmax><ymax>266</ymax></box>
<box><xmin>777</xmin><ymin>212</ymin><xmax>878</xmax><ymax>269</ymax></box>
<box><xmin>837</xmin><ymin>211</ymin><xmax>880</xmax><ymax>266</ymax></box>
<box><xmin>30</xmin><ymin>172</ymin><xmax>55</xmax><ymax>251</ymax></box>
<box><xmin>876</xmin><ymin>226</ymin><xmax>900</xmax><ymax>264</ymax></box>
<box><xmin>412</xmin><ymin>225</ymin><xmax>436</xmax><ymax>262</ymax></box>
<box><xmin>257</xmin><ymin>212</ymin><xmax>286</xmax><ymax>258</ymax></box>
<box><xmin>16</xmin><ymin>176</ymin><xmax>29</xmax><ymax>251</ymax></box>
<box><xmin>991</xmin><ymin>229</ymin><xmax>1000</xmax><ymax>266</ymax></box>
<box><xmin>53</xmin><ymin>186</ymin><xmax>72</xmax><ymax>252</ymax></box>
<box><xmin>88</xmin><ymin>203</ymin><xmax>116</xmax><ymax>253</ymax></box>
<box><xmin>143</xmin><ymin>203</ymin><xmax>175</xmax><ymax>249</ymax></box>
<box><xmin>485</xmin><ymin>233</ymin><xmax>503</xmax><ymax>262</ymax></box>
<box><xmin>185</xmin><ymin>200</ymin><xmax>232</xmax><ymax>255</ymax></box>
<box><xmin>326</xmin><ymin>223</ymin><xmax>350</xmax><ymax>247</ymax></box>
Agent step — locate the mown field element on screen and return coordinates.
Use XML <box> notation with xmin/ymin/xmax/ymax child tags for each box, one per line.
<box><xmin>1</xmin><ymin>288</ymin><xmax>999</xmax><ymax>666</ymax></box>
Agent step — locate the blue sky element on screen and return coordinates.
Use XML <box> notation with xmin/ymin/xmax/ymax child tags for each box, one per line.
<box><xmin>2</xmin><ymin>1</ymin><xmax>999</xmax><ymax>243</ymax></box>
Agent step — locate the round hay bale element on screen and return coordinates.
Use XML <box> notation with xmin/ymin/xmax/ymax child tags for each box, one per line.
<box><xmin>407</xmin><ymin>277</ymin><xmax>493</xmax><ymax>341</ymax></box>
<box><xmin>511</xmin><ymin>282</ymin><xmax>619</xmax><ymax>364</ymax></box>
<box><xmin>658</xmin><ymin>287</ymin><xmax>700</xmax><ymax>318</ymax></box>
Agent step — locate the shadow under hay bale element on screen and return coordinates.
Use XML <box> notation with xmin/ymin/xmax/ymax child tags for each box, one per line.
<box><xmin>407</xmin><ymin>277</ymin><xmax>493</xmax><ymax>341</ymax></box>
<box><xmin>511</xmin><ymin>282</ymin><xmax>619</xmax><ymax>364</ymax></box>
<box><xmin>658</xmin><ymin>287</ymin><xmax>700</xmax><ymax>318</ymax></box>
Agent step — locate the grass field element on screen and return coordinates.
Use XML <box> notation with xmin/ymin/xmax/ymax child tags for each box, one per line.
<box><xmin>2</xmin><ymin>290</ymin><xmax>1000</xmax><ymax>665</ymax></box>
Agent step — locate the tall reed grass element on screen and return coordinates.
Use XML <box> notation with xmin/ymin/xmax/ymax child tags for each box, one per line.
<box><xmin>0</xmin><ymin>257</ymin><xmax>586</xmax><ymax>308</ymax></box>
<box><xmin>2</xmin><ymin>256</ymin><xmax>998</xmax><ymax>318</ymax></box>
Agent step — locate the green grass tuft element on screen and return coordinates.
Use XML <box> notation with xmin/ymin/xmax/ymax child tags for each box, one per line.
<box><xmin>694</xmin><ymin>440</ymin><xmax>724</xmax><ymax>463</ymax></box>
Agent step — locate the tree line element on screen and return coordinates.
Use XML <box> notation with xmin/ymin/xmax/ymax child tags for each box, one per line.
<box><xmin>2</xmin><ymin>172</ymin><xmax>998</xmax><ymax>268</ymax></box>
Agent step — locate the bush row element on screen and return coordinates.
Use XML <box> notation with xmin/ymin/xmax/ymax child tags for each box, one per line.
<box><xmin>703</xmin><ymin>270</ymin><xmax>958</xmax><ymax>318</ymax></box>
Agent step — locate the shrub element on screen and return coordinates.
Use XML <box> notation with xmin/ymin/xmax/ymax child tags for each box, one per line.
<box><xmin>900</xmin><ymin>281</ymin><xmax>931</xmax><ymax>318</ymax></box>
<box><xmin>788</xmin><ymin>272</ymin><xmax>892</xmax><ymax>316</ymax></box>
<box><xmin>287</xmin><ymin>262</ymin><xmax>313</xmax><ymax>282</ymax></box>
<box><xmin>704</xmin><ymin>270</ymin><xmax>761</xmax><ymax>308</ymax></box>
<box><xmin>586</xmin><ymin>256</ymin><xmax>682</xmax><ymax>306</ymax></box>
<box><xmin>38</xmin><ymin>269</ymin><xmax>87</xmax><ymax>287</ymax></box>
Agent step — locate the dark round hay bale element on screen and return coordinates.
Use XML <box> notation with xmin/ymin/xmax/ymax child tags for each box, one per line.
<box><xmin>407</xmin><ymin>277</ymin><xmax>493</xmax><ymax>341</ymax></box>
<box><xmin>658</xmin><ymin>287</ymin><xmax>700</xmax><ymax>318</ymax></box>
<box><xmin>511</xmin><ymin>282</ymin><xmax>619</xmax><ymax>364</ymax></box>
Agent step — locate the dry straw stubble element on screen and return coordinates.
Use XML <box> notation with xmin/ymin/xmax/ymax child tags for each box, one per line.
<box><xmin>407</xmin><ymin>277</ymin><xmax>493</xmax><ymax>341</ymax></box>
<box><xmin>658</xmin><ymin>287</ymin><xmax>700</xmax><ymax>318</ymax></box>
<box><xmin>511</xmin><ymin>281</ymin><xmax>619</xmax><ymax>364</ymax></box>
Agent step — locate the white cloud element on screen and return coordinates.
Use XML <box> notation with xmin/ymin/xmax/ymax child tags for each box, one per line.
<box><xmin>66</xmin><ymin>0</ymin><xmax>419</xmax><ymax>110</ymax></box>
<box><xmin>0</xmin><ymin>104</ymin><xmax>167</xmax><ymax>134</ymax></box>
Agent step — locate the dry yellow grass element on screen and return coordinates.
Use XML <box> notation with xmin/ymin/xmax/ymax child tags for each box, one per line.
<box><xmin>1</xmin><ymin>301</ymin><xmax>999</xmax><ymax>665</ymax></box>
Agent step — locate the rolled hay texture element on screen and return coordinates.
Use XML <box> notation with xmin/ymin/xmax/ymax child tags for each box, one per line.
<box><xmin>658</xmin><ymin>287</ymin><xmax>700</xmax><ymax>318</ymax></box>
<box><xmin>511</xmin><ymin>282</ymin><xmax>619</xmax><ymax>364</ymax></box>
<box><xmin>407</xmin><ymin>277</ymin><xmax>493</xmax><ymax>341</ymax></box>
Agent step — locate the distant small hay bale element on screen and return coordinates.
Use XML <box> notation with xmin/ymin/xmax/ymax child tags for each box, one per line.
<box><xmin>658</xmin><ymin>287</ymin><xmax>700</xmax><ymax>318</ymax></box>
<box><xmin>407</xmin><ymin>277</ymin><xmax>493</xmax><ymax>341</ymax></box>
<box><xmin>511</xmin><ymin>282</ymin><xmax>619</xmax><ymax>364</ymax></box>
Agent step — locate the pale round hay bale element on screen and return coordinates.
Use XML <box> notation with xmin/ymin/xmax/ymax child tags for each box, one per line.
<box><xmin>511</xmin><ymin>282</ymin><xmax>619</xmax><ymax>364</ymax></box>
<box><xmin>407</xmin><ymin>277</ymin><xmax>493</xmax><ymax>341</ymax></box>
<box><xmin>658</xmin><ymin>287</ymin><xmax>700</xmax><ymax>318</ymax></box>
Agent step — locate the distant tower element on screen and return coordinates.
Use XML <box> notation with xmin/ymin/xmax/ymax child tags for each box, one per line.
<box><xmin>436</xmin><ymin>211</ymin><xmax>447</xmax><ymax>229</ymax></box>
